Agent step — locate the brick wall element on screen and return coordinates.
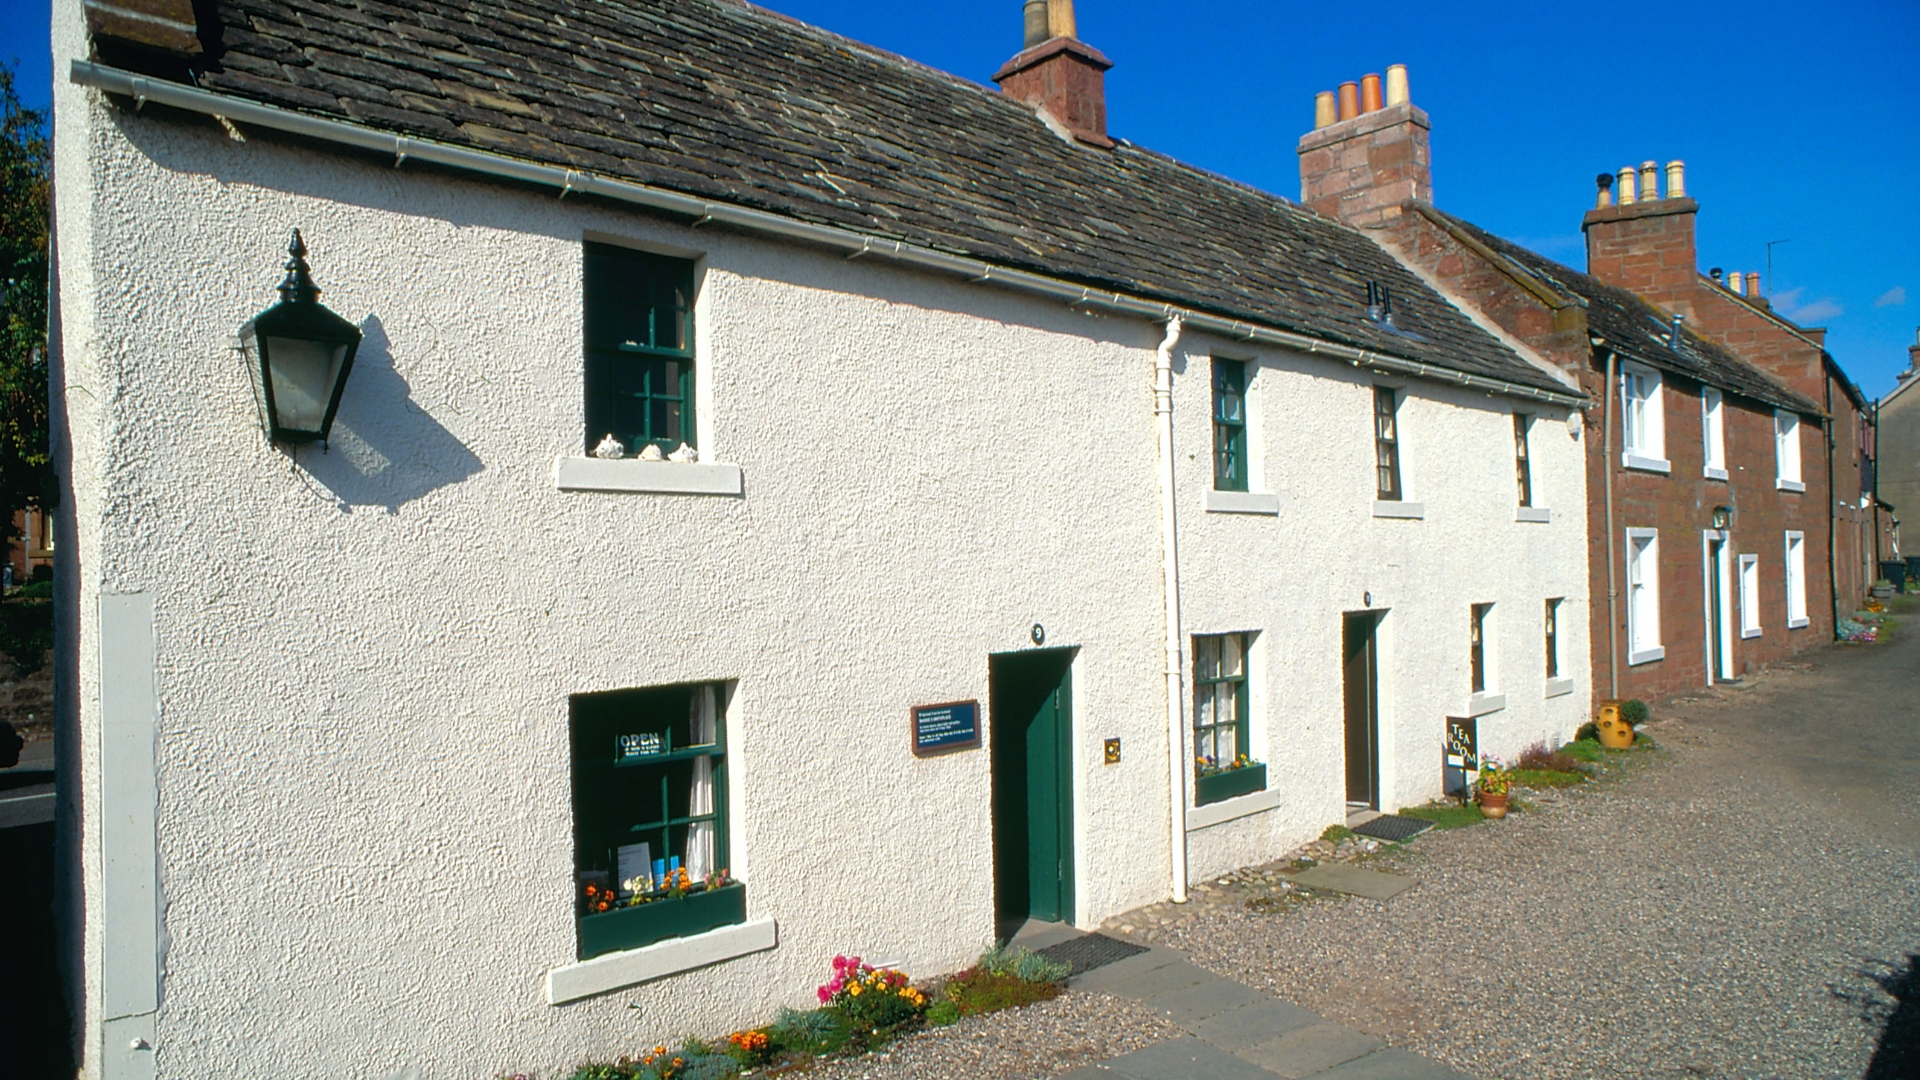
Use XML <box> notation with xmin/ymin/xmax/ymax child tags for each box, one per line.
<box><xmin>1296</xmin><ymin>102</ymin><xmax>1432</xmax><ymax>227</ymax></box>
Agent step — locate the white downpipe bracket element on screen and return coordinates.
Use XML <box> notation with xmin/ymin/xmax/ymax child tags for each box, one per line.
<box><xmin>1155</xmin><ymin>316</ymin><xmax>1189</xmax><ymax>905</ymax></box>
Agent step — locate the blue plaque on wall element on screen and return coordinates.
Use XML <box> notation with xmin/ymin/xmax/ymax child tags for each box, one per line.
<box><xmin>912</xmin><ymin>700</ymin><xmax>980</xmax><ymax>756</ymax></box>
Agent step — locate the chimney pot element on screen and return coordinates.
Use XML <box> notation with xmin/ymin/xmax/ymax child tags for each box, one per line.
<box><xmin>1710</xmin><ymin>267</ymin><xmax>1723</xmax><ymax>284</ymax></box>
<box><xmin>1729</xmin><ymin>272</ymin><xmax>1746</xmax><ymax>296</ymax></box>
<box><xmin>1616</xmin><ymin>166</ymin><xmax>1637</xmax><ymax>205</ymax></box>
<box><xmin>1594</xmin><ymin>172</ymin><xmax>1614</xmax><ymax>209</ymax></box>
<box><xmin>1314</xmin><ymin>91</ymin><xmax>1337</xmax><ymax>130</ymax></box>
<box><xmin>1746</xmin><ymin>272</ymin><xmax>1762</xmax><ymax>298</ymax></box>
<box><xmin>1047</xmin><ymin>0</ymin><xmax>1077</xmax><ymax>41</ymax></box>
<box><xmin>1023</xmin><ymin>0</ymin><xmax>1049</xmax><ymax>48</ymax></box>
<box><xmin>1385</xmin><ymin>64</ymin><xmax>1409</xmax><ymax>106</ymax></box>
<box><xmin>1360</xmin><ymin>73</ymin><xmax>1383</xmax><ymax>113</ymax></box>
<box><xmin>1640</xmin><ymin>160</ymin><xmax>1660</xmax><ymax>201</ymax></box>
<box><xmin>1665</xmin><ymin>160</ymin><xmax>1686</xmax><ymax>200</ymax></box>
<box><xmin>1337</xmin><ymin>81</ymin><xmax>1360</xmax><ymax>121</ymax></box>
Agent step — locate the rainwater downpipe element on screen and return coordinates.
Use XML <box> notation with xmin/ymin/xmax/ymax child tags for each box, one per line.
<box><xmin>1825</xmin><ymin>377</ymin><xmax>1841</xmax><ymax>636</ymax></box>
<box><xmin>1155</xmin><ymin>316</ymin><xmax>1189</xmax><ymax>905</ymax></box>
<box><xmin>1602</xmin><ymin>346</ymin><xmax>1621</xmax><ymax>699</ymax></box>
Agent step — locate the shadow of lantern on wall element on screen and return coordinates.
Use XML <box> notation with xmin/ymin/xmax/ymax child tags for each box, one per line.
<box><xmin>238</xmin><ymin>230</ymin><xmax>361</xmax><ymax>448</ymax></box>
<box><xmin>1712</xmin><ymin>506</ymin><xmax>1733</xmax><ymax>530</ymax></box>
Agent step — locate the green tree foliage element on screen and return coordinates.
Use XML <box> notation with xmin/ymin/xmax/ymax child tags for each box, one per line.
<box><xmin>0</xmin><ymin>62</ymin><xmax>52</xmax><ymax>520</ymax></box>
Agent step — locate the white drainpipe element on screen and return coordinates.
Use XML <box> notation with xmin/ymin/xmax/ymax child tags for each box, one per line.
<box><xmin>1155</xmin><ymin>316</ymin><xmax>1189</xmax><ymax>904</ymax></box>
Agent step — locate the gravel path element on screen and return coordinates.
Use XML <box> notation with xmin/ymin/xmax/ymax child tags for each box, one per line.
<box><xmin>795</xmin><ymin>604</ymin><xmax>1919</xmax><ymax>1080</ymax></box>
<box><xmin>799</xmin><ymin>990</ymin><xmax>1181</xmax><ymax>1079</ymax></box>
<box><xmin>1162</xmin><ymin>627</ymin><xmax>1920</xmax><ymax>1080</ymax></box>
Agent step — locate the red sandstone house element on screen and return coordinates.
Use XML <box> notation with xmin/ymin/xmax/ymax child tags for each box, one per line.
<box><xmin>1296</xmin><ymin>70</ymin><xmax>1848</xmax><ymax>703</ymax></box>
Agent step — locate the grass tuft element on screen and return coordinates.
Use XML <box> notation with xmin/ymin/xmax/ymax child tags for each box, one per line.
<box><xmin>1320</xmin><ymin>824</ymin><xmax>1355</xmax><ymax>844</ymax></box>
<box><xmin>1395</xmin><ymin>802</ymin><xmax>1486</xmax><ymax>829</ymax></box>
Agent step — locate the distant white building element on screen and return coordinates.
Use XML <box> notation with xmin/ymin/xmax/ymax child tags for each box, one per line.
<box><xmin>51</xmin><ymin>0</ymin><xmax>1588</xmax><ymax>1075</ymax></box>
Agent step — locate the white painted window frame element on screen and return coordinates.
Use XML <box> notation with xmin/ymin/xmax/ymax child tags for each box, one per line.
<box><xmin>1701</xmin><ymin>388</ymin><xmax>1727</xmax><ymax>480</ymax></box>
<box><xmin>1774</xmin><ymin>411</ymin><xmax>1805</xmax><ymax>492</ymax></box>
<box><xmin>1620</xmin><ymin>363</ymin><xmax>1670</xmax><ymax>474</ymax></box>
<box><xmin>1738</xmin><ymin>553</ymin><xmax>1761</xmax><ymax>639</ymax></box>
<box><xmin>1626</xmin><ymin>528</ymin><xmax>1664</xmax><ymax>664</ymax></box>
<box><xmin>1784</xmin><ymin>531</ymin><xmax>1809</xmax><ymax>628</ymax></box>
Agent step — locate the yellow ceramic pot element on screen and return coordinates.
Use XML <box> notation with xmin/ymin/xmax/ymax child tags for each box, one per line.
<box><xmin>1597</xmin><ymin>713</ymin><xmax>1635</xmax><ymax>749</ymax></box>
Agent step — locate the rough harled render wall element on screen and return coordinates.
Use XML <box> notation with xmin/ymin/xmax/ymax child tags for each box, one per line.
<box><xmin>54</xmin><ymin>86</ymin><xmax>1185</xmax><ymax>1077</ymax></box>
<box><xmin>1173</xmin><ymin>337</ymin><xmax>1591</xmax><ymax>880</ymax></box>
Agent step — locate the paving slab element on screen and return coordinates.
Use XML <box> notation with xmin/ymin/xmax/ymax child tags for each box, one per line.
<box><xmin>1313</xmin><ymin>1048</ymin><xmax>1478</xmax><ymax>1080</ymax></box>
<box><xmin>1235</xmin><ymin>1021</ymin><xmax>1385</xmax><ymax>1079</ymax></box>
<box><xmin>1187</xmin><ymin>998</ymin><xmax>1326</xmax><ymax>1050</ymax></box>
<box><xmin>1093</xmin><ymin>958</ymin><xmax>1216</xmax><ymax>1000</ymax></box>
<box><xmin>1067</xmin><ymin>945</ymin><xmax>1186</xmax><ymax>994</ymax></box>
<box><xmin>1137</xmin><ymin>977</ymin><xmax>1269</xmax><ymax>1025</ymax></box>
<box><xmin>1287</xmin><ymin>863</ymin><xmax>1419</xmax><ymax>901</ymax></box>
<box><xmin>1103</xmin><ymin>1036</ymin><xmax>1281</xmax><ymax>1080</ymax></box>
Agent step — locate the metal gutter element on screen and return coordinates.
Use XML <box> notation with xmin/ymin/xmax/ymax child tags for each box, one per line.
<box><xmin>71</xmin><ymin>60</ymin><xmax>1588</xmax><ymax>409</ymax></box>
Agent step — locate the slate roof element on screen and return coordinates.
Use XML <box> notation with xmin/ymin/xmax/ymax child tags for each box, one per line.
<box><xmin>151</xmin><ymin>0</ymin><xmax>1575</xmax><ymax>396</ymax></box>
<box><xmin>1423</xmin><ymin>209</ymin><xmax>1821</xmax><ymax>416</ymax></box>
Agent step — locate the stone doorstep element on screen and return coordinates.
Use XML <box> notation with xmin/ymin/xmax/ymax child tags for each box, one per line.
<box><xmin>1285</xmin><ymin>864</ymin><xmax>1419</xmax><ymax>902</ymax></box>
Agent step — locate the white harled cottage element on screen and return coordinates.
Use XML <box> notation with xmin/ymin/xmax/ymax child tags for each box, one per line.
<box><xmin>50</xmin><ymin>0</ymin><xmax>1589</xmax><ymax>1074</ymax></box>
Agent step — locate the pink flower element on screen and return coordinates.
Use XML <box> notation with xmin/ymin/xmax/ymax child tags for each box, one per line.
<box><xmin>817</xmin><ymin>986</ymin><xmax>831</xmax><ymax>1003</ymax></box>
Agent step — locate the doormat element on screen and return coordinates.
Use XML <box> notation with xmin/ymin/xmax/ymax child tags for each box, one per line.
<box><xmin>1036</xmin><ymin>932</ymin><xmax>1151</xmax><ymax>976</ymax></box>
<box><xmin>1350</xmin><ymin>814</ymin><xmax>1434</xmax><ymax>843</ymax></box>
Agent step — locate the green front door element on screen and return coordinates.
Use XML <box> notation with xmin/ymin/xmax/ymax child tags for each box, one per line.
<box><xmin>990</xmin><ymin>649</ymin><xmax>1075</xmax><ymax>925</ymax></box>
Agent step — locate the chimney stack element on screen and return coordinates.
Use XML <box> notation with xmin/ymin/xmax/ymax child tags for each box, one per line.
<box><xmin>1910</xmin><ymin>327</ymin><xmax>1920</xmax><ymax>372</ymax></box>
<box><xmin>1297</xmin><ymin>63</ymin><xmax>1431</xmax><ymax>226</ymax></box>
<box><xmin>995</xmin><ymin>0</ymin><xmax>1114</xmax><ymax>147</ymax></box>
<box><xmin>1583</xmin><ymin>156</ymin><xmax>1700</xmax><ymax>308</ymax></box>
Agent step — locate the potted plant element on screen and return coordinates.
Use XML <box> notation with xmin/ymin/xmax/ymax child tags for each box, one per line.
<box><xmin>1595</xmin><ymin>699</ymin><xmax>1636</xmax><ymax>749</ymax></box>
<box><xmin>1195</xmin><ymin>753</ymin><xmax>1267</xmax><ymax>805</ymax></box>
<box><xmin>1871</xmin><ymin>578</ymin><xmax>1897</xmax><ymax>599</ymax></box>
<box><xmin>1476</xmin><ymin>756</ymin><xmax>1511</xmax><ymax>818</ymax></box>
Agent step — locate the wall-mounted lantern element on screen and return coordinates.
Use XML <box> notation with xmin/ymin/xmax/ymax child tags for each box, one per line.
<box><xmin>239</xmin><ymin>230</ymin><xmax>361</xmax><ymax>446</ymax></box>
<box><xmin>1711</xmin><ymin>506</ymin><xmax>1733</xmax><ymax>530</ymax></box>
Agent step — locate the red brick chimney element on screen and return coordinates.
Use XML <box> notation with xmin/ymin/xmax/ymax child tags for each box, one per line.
<box><xmin>1296</xmin><ymin>64</ymin><xmax>1431</xmax><ymax>227</ymax></box>
<box><xmin>1582</xmin><ymin>161</ymin><xmax>1699</xmax><ymax>316</ymax></box>
<box><xmin>994</xmin><ymin>0</ymin><xmax>1114</xmax><ymax>148</ymax></box>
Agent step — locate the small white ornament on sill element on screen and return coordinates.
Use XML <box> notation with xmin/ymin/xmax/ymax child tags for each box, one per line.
<box><xmin>668</xmin><ymin>442</ymin><xmax>697</xmax><ymax>463</ymax></box>
<box><xmin>638</xmin><ymin>443</ymin><xmax>665</xmax><ymax>461</ymax></box>
<box><xmin>592</xmin><ymin>434</ymin><xmax>626</xmax><ymax>460</ymax></box>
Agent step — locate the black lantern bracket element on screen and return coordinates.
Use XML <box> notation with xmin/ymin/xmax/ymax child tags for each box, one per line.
<box><xmin>237</xmin><ymin>229</ymin><xmax>362</xmax><ymax>450</ymax></box>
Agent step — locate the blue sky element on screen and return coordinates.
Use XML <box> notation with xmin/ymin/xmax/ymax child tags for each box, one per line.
<box><xmin>5</xmin><ymin>0</ymin><xmax>1917</xmax><ymax>395</ymax></box>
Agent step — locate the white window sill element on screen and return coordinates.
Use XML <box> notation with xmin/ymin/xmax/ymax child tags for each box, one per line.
<box><xmin>1372</xmin><ymin>500</ymin><xmax>1425</xmax><ymax>520</ymax></box>
<box><xmin>1705</xmin><ymin>466</ymin><xmax>1729</xmax><ymax>481</ymax></box>
<box><xmin>1185</xmin><ymin>788</ymin><xmax>1281</xmax><ymax>831</ymax></box>
<box><xmin>1464</xmin><ymin>692</ymin><xmax>1506</xmax><ymax>717</ymax></box>
<box><xmin>555</xmin><ymin>456</ymin><xmax>744</xmax><ymax>496</ymax></box>
<box><xmin>1205</xmin><ymin>490</ymin><xmax>1280</xmax><ymax>515</ymax></box>
<box><xmin>1787</xmin><ymin>617</ymin><xmax>1810</xmax><ymax>630</ymax></box>
<box><xmin>1741</xmin><ymin>627</ymin><xmax>1762</xmax><ymax>640</ymax></box>
<box><xmin>1776</xmin><ymin>478</ymin><xmax>1806</xmax><ymax>493</ymax></box>
<box><xmin>1515</xmin><ymin>506</ymin><xmax>1552</xmax><ymax>524</ymax></box>
<box><xmin>1622</xmin><ymin>453</ymin><xmax>1671</xmax><ymax>474</ymax></box>
<box><xmin>1627</xmin><ymin>646</ymin><xmax>1666</xmax><ymax>666</ymax></box>
<box><xmin>1544</xmin><ymin>677</ymin><xmax>1574</xmax><ymax>699</ymax></box>
<box><xmin>546</xmin><ymin>917</ymin><xmax>777</xmax><ymax>1004</ymax></box>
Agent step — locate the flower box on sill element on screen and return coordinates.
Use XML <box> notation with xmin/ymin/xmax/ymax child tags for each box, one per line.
<box><xmin>577</xmin><ymin>882</ymin><xmax>747</xmax><ymax>960</ymax></box>
<box><xmin>1195</xmin><ymin>763</ymin><xmax>1267</xmax><ymax>806</ymax></box>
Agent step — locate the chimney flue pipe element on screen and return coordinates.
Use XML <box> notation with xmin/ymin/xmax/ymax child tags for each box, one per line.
<box><xmin>1665</xmin><ymin>160</ymin><xmax>1686</xmax><ymax>200</ymax></box>
<box><xmin>1746</xmin><ymin>272</ymin><xmax>1761</xmax><ymax>298</ymax></box>
<box><xmin>1359</xmin><ymin>73</ymin><xmax>1383</xmax><ymax>113</ymax></box>
<box><xmin>1314</xmin><ymin>90</ymin><xmax>1336</xmax><ymax>129</ymax></box>
<box><xmin>1640</xmin><ymin>160</ymin><xmax>1659</xmax><ymax>201</ymax></box>
<box><xmin>1023</xmin><ymin>0</ymin><xmax>1048</xmax><ymax>47</ymax></box>
<box><xmin>1595</xmin><ymin>172</ymin><xmax>1615</xmax><ymax>209</ymax></box>
<box><xmin>1047</xmin><ymin>0</ymin><xmax>1077</xmax><ymax>40</ymax></box>
<box><xmin>1730</xmin><ymin>272</ymin><xmax>1746</xmax><ymax>296</ymax></box>
<box><xmin>1385</xmin><ymin>64</ymin><xmax>1409</xmax><ymax>106</ymax></box>
<box><xmin>1337</xmin><ymin>81</ymin><xmax>1359</xmax><ymax>121</ymax></box>
<box><xmin>1616</xmin><ymin>166</ymin><xmax>1637</xmax><ymax>205</ymax></box>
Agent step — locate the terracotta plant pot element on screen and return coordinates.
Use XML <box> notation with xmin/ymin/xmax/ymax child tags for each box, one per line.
<box><xmin>1477</xmin><ymin>791</ymin><xmax>1509</xmax><ymax>819</ymax></box>
<box><xmin>1597</xmin><ymin>713</ymin><xmax>1635</xmax><ymax>749</ymax></box>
